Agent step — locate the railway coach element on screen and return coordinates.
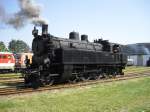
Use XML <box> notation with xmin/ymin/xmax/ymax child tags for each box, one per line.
<box><xmin>0</xmin><ymin>52</ymin><xmax>15</xmax><ymax>72</ymax></box>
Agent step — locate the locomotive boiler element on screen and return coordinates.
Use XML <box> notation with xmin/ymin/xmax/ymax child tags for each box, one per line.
<box><xmin>24</xmin><ymin>24</ymin><xmax>127</xmax><ymax>87</ymax></box>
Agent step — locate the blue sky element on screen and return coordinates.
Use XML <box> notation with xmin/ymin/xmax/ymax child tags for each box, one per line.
<box><xmin>0</xmin><ymin>0</ymin><xmax>150</xmax><ymax>47</ymax></box>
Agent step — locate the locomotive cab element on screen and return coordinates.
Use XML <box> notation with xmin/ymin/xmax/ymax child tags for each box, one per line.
<box><xmin>112</xmin><ymin>44</ymin><xmax>120</xmax><ymax>53</ymax></box>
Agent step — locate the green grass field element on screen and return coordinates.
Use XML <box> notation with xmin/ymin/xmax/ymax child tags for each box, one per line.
<box><xmin>0</xmin><ymin>73</ymin><xmax>21</xmax><ymax>78</ymax></box>
<box><xmin>124</xmin><ymin>66</ymin><xmax>150</xmax><ymax>74</ymax></box>
<box><xmin>0</xmin><ymin>76</ymin><xmax>150</xmax><ymax>112</ymax></box>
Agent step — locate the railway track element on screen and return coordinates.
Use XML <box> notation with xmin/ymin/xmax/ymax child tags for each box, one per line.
<box><xmin>0</xmin><ymin>71</ymin><xmax>150</xmax><ymax>96</ymax></box>
<box><xmin>0</xmin><ymin>70</ymin><xmax>149</xmax><ymax>84</ymax></box>
<box><xmin>0</xmin><ymin>76</ymin><xmax>22</xmax><ymax>80</ymax></box>
<box><xmin>0</xmin><ymin>74</ymin><xmax>23</xmax><ymax>83</ymax></box>
<box><xmin>0</xmin><ymin>78</ymin><xmax>24</xmax><ymax>83</ymax></box>
<box><xmin>0</xmin><ymin>68</ymin><xmax>149</xmax><ymax>84</ymax></box>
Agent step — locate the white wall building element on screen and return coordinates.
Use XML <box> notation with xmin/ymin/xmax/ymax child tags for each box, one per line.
<box><xmin>123</xmin><ymin>43</ymin><xmax>150</xmax><ymax>66</ymax></box>
<box><xmin>128</xmin><ymin>55</ymin><xmax>150</xmax><ymax>66</ymax></box>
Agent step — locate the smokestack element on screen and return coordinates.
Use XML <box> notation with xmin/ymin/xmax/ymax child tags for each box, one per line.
<box><xmin>42</xmin><ymin>24</ymin><xmax>48</xmax><ymax>35</ymax></box>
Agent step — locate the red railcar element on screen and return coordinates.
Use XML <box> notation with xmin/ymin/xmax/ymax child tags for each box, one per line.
<box><xmin>0</xmin><ymin>52</ymin><xmax>15</xmax><ymax>72</ymax></box>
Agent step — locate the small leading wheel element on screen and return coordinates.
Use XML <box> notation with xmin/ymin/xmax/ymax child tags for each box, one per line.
<box><xmin>45</xmin><ymin>76</ymin><xmax>55</xmax><ymax>86</ymax></box>
<box><xmin>95</xmin><ymin>75</ymin><xmax>102</xmax><ymax>80</ymax></box>
<box><xmin>80</xmin><ymin>76</ymin><xmax>90</xmax><ymax>81</ymax></box>
<box><xmin>68</xmin><ymin>78</ymin><xmax>78</xmax><ymax>84</ymax></box>
<box><xmin>112</xmin><ymin>72</ymin><xmax>117</xmax><ymax>78</ymax></box>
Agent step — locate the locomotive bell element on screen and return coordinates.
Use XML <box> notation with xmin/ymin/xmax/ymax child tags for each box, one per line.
<box><xmin>42</xmin><ymin>24</ymin><xmax>48</xmax><ymax>35</ymax></box>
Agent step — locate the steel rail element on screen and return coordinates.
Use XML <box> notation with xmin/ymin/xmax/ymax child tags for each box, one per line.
<box><xmin>0</xmin><ymin>71</ymin><xmax>149</xmax><ymax>96</ymax></box>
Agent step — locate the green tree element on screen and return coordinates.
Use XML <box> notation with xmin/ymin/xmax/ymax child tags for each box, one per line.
<box><xmin>8</xmin><ymin>39</ymin><xmax>30</xmax><ymax>53</ymax></box>
<box><xmin>0</xmin><ymin>41</ymin><xmax>7</xmax><ymax>52</ymax></box>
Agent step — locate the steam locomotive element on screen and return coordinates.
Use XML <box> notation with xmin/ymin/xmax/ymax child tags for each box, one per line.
<box><xmin>24</xmin><ymin>24</ymin><xmax>127</xmax><ymax>87</ymax></box>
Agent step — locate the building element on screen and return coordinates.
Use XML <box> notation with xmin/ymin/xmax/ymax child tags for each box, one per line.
<box><xmin>122</xmin><ymin>43</ymin><xmax>150</xmax><ymax>66</ymax></box>
<box><xmin>128</xmin><ymin>55</ymin><xmax>150</xmax><ymax>66</ymax></box>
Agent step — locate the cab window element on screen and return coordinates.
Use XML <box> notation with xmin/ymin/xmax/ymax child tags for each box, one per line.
<box><xmin>8</xmin><ymin>55</ymin><xmax>12</xmax><ymax>59</ymax></box>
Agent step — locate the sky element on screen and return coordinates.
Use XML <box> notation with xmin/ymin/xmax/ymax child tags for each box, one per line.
<box><xmin>0</xmin><ymin>0</ymin><xmax>150</xmax><ymax>47</ymax></box>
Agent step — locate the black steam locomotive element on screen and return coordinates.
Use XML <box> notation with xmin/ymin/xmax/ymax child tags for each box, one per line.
<box><xmin>24</xmin><ymin>24</ymin><xmax>127</xmax><ymax>87</ymax></box>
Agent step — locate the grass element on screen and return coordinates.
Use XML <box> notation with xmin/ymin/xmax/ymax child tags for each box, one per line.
<box><xmin>124</xmin><ymin>66</ymin><xmax>150</xmax><ymax>74</ymax></box>
<box><xmin>124</xmin><ymin>66</ymin><xmax>150</xmax><ymax>71</ymax></box>
<box><xmin>0</xmin><ymin>77</ymin><xmax>150</xmax><ymax>112</ymax></box>
<box><xmin>0</xmin><ymin>73</ymin><xmax>21</xmax><ymax>78</ymax></box>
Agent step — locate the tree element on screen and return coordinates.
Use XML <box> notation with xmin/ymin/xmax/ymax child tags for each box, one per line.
<box><xmin>0</xmin><ymin>41</ymin><xmax>7</xmax><ymax>52</ymax></box>
<box><xmin>8</xmin><ymin>39</ymin><xmax>30</xmax><ymax>53</ymax></box>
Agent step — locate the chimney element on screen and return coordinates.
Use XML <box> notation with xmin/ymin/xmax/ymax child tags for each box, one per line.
<box><xmin>42</xmin><ymin>24</ymin><xmax>48</xmax><ymax>35</ymax></box>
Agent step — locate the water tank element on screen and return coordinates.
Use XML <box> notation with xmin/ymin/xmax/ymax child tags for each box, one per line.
<box><xmin>81</xmin><ymin>35</ymin><xmax>88</xmax><ymax>42</ymax></box>
<box><xmin>69</xmin><ymin>32</ymin><xmax>79</xmax><ymax>40</ymax></box>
